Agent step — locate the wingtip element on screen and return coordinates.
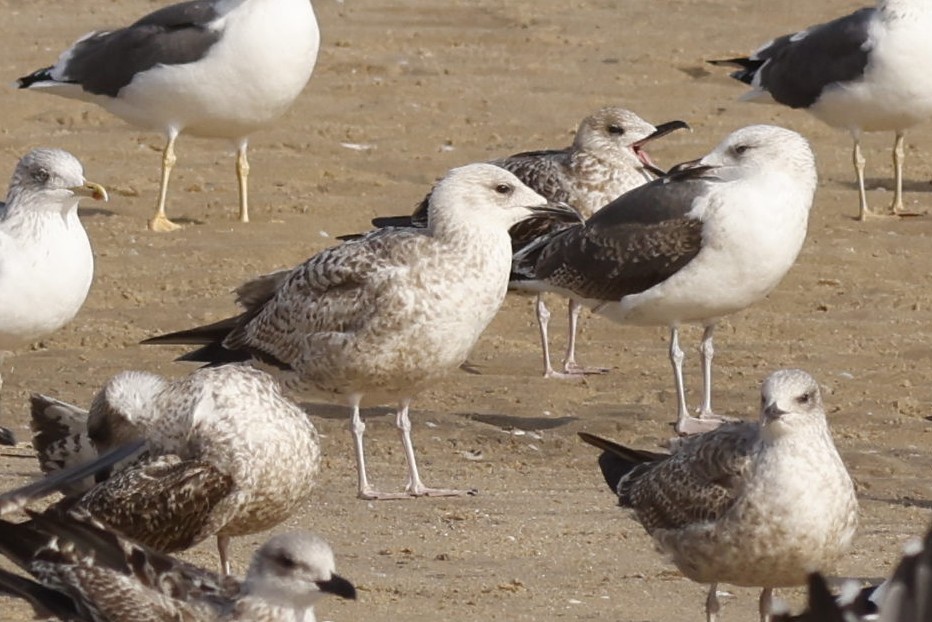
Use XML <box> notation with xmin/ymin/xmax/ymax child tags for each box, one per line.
<box><xmin>0</xmin><ymin>427</ymin><xmax>15</xmax><ymax>446</ymax></box>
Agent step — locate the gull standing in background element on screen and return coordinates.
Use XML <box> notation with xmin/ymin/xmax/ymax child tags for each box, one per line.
<box><xmin>0</xmin><ymin>149</ymin><xmax>107</xmax><ymax>446</ymax></box>
<box><xmin>711</xmin><ymin>0</ymin><xmax>932</xmax><ymax>220</ymax></box>
<box><xmin>514</xmin><ymin>125</ymin><xmax>817</xmax><ymax>435</ymax></box>
<box><xmin>370</xmin><ymin>107</ymin><xmax>689</xmax><ymax>379</ymax></box>
<box><xmin>17</xmin><ymin>0</ymin><xmax>320</xmax><ymax>231</ymax></box>
<box><xmin>580</xmin><ymin>369</ymin><xmax>859</xmax><ymax>622</ymax></box>
<box><xmin>143</xmin><ymin>164</ymin><xmax>576</xmax><ymax>500</ymax></box>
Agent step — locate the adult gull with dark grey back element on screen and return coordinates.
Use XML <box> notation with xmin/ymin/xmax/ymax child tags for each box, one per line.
<box><xmin>16</xmin><ymin>0</ymin><xmax>320</xmax><ymax>231</ymax></box>
<box><xmin>711</xmin><ymin>0</ymin><xmax>932</xmax><ymax>220</ymax></box>
<box><xmin>513</xmin><ymin>125</ymin><xmax>817</xmax><ymax>435</ymax></box>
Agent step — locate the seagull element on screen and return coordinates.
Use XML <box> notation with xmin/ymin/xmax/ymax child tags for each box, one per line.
<box><xmin>579</xmin><ymin>369</ymin><xmax>859</xmax><ymax>622</ymax></box>
<box><xmin>0</xmin><ymin>149</ymin><xmax>107</xmax><ymax>446</ymax></box>
<box><xmin>369</xmin><ymin>107</ymin><xmax>689</xmax><ymax>379</ymax></box>
<box><xmin>513</xmin><ymin>125</ymin><xmax>817</xmax><ymax>435</ymax></box>
<box><xmin>28</xmin><ymin>364</ymin><xmax>321</xmax><ymax>575</ymax></box>
<box><xmin>710</xmin><ymin>1</ymin><xmax>932</xmax><ymax>220</ymax></box>
<box><xmin>142</xmin><ymin>163</ymin><xmax>575</xmax><ymax>500</ymax></box>
<box><xmin>16</xmin><ymin>0</ymin><xmax>320</xmax><ymax>232</ymax></box>
<box><xmin>0</xmin><ymin>509</ymin><xmax>356</xmax><ymax>622</ymax></box>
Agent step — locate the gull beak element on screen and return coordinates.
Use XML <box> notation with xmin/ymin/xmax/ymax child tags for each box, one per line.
<box><xmin>632</xmin><ymin>120</ymin><xmax>691</xmax><ymax>149</ymax></box>
<box><xmin>632</xmin><ymin>121</ymin><xmax>691</xmax><ymax>176</ymax></box>
<box><xmin>316</xmin><ymin>573</ymin><xmax>357</xmax><ymax>600</ymax></box>
<box><xmin>762</xmin><ymin>402</ymin><xmax>788</xmax><ymax>423</ymax></box>
<box><xmin>527</xmin><ymin>200</ymin><xmax>583</xmax><ymax>222</ymax></box>
<box><xmin>72</xmin><ymin>180</ymin><xmax>109</xmax><ymax>202</ymax></box>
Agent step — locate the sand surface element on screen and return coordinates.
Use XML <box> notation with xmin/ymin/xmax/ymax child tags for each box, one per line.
<box><xmin>2</xmin><ymin>0</ymin><xmax>932</xmax><ymax>620</ymax></box>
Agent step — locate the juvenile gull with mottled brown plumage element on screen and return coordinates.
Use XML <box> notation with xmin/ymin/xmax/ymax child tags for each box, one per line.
<box><xmin>371</xmin><ymin>107</ymin><xmax>689</xmax><ymax>379</ymax></box>
<box><xmin>580</xmin><ymin>369</ymin><xmax>859</xmax><ymax>622</ymax></box>
<box><xmin>29</xmin><ymin>364</ymin><xmax>320</xmax><ymax>575</ymax></box>
<box><xmin>0</xmin><ymin>508</ymin><xmax>356</xmax><ymax>622</ymax></box>
<box><xmin>514</xmin><ymin>125</ymin><xmax>817</xmax><ymax>435</ymax></box>
<box><xmin>143</xmin><ymin>163</ymin><xmax>575</xmax><ymax>500</ymax></box>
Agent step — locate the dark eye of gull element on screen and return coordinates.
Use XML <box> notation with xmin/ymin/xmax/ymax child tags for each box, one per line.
<box><xmin>733</xmin><ymin>144</ymin><xmax>750</xmax><ymax>156</ymax></box>
<box><xmin>32</xmin><ymin>168</ymin><xmax>50</xmax><ymax>185</ymax></box>
<box><xmin>796</xmin><ymin>391</ymin><xmax>813</xmax><ymax>406</ymax></box>
<box><xmin>607</xmin><ymin>124</ymin><xmax>625</xmax><ymax>136</ymax></box>
<box><xmin>494</xmin><ymin>183</ymin><xmax>513</xmax><ymax>195</ymax></box>
<box><xmin>275</xmin><ymin>552</ymin><xmax>297</xmax><ymax>569</ymax></box>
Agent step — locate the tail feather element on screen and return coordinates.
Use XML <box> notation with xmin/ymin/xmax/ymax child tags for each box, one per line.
<box><xmin>15</xmin><ymin>67</ymin><xmax>55</xmax><ymax>89</ymax></box>
<box><xmin>707</xmin><ymin>57</ymin><xmax>762</xmax><ymax>85</ymax></box>
<box><xmin>371</xmin><ymin>215</ymin><xmax>416</xmax><ymax>229</ymax></box>
<box><xmin>141</xmin><ymin>315</ymin><xmax>240</xmax><ymax>347</ymax></box>
<box><xmin>578</xmin><ymin>432</ymin><xmax>665</xmax><ymax>493</ymax></box>
<box><xmin>29</xmin><ymin>394</ymin><xmax>96</xmax><ymax>497</ymax></box>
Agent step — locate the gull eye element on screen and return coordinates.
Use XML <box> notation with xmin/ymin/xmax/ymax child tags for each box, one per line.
<box><xmin>796</xmin><ymin>391</ymin><xmax>813</xmax><ymax>405</ymax></box>
<box><xmin>607</xmin><ymin>124</ymin><xmax>625</xmax><ymax>136</ymax></box>
<box><xmin>32</xmin><ymin>168</ymin><xmax>50</xmax><ymax>184</ymax></box>
<box><xmin>733</xmin><ymin>144</ymin><xmax>750</xmax><ymax>155</ymax></box>
<box><xmin>494</xmin><ymin>183</ymin><xmax>513</xmax><ymax>195</ymax></box>
<box><xmin>276</xmin><ymin>552</ymin><xmax>296</xmax><ymax>569</ymax></box>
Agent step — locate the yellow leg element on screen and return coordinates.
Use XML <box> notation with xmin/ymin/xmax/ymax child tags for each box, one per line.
<box><xmin>148</xmin><ymin>132</ymin><xmax>182</xmax><ymax>232</ymax></box>
<box><xmin>236</xmin><ymin>140</ymin><xmax>250</xmax><ymax>223</ymax></box>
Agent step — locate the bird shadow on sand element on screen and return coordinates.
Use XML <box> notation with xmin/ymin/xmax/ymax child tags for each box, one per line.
<box><xmin>297</xmin><ymin>401</ymin><xmax>578</xmax><ymax>432</ymax></box>
<box><xmin>78</xmin><ymin>206</ymin><xmax>117</xmax><ymax>218</ymax></box>
<box><xmin>860</xmin><ymin>493</ymin><xmax>932</xmax><ymax>511</ymax></box>
<box><xmin>457</xmin><ymin>412</ymin><xmax>577</xmax><ymax>432</ymax></box>
<box><xmin>298</xmin><ymin>402</ymin><xmax>393</xmax><ymax>421</ymax></box>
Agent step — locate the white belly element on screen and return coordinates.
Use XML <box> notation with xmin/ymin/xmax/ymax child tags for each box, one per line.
<box><xmin>0</xmin><ymin>214</ymin><xmax>93</xmax><ymax>350</ymax></box>
<box><xmin>102</xmin><ymin>0</ymin><xmax>319</xmax><ymax>137</ymax></box>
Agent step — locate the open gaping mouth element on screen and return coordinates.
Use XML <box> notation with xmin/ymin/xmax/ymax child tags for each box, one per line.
<box><xmin>631</xmin><ymin>120</ymin><xmax>691</xmax><ymax>176</ymax></box>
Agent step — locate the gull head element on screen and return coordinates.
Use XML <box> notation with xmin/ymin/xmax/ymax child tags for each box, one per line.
<box><xmin>687</xmin><ymin>125</ymin><xmax>817</xmax><ymax>194</ymax></box>
<box><xmin>759</xmin><ymin>369</ymin><xmax>826</xmax><ymax>434</ymax></box>
<box><xmin>246</xmin><ymin>531</ymin><xmax>357</xmax><ymax>610</ymax></box>
<box><xmin>575</xmin><ymin>107</ymin><xmax>689</xmax><ymax>173</ymax></box>
<box><xmin>87</xmin><ymin>371</ymin><xmax>167</xmax><ymax>454</ymax></box>
<box><xmin>5</xmin><ymin>148</ymin><xmax>107</xmax><ymax>212</ymax></box>
<box><xmin>427</xmin><ymin>163</ymin><xmax>564</xmax><ymax>232</ymax></box>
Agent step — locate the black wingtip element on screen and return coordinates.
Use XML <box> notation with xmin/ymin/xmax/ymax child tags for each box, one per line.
<box><xmin>0</xmin><ymin>440</ymin><xmax>145</xmax><ymax>516</ymax></box>
<box><xmin>0</xmin><ymin>426</ymin><xmax>15</xmax><ymax>446</ymax></box>
<box><xmin>0</xmin><ymin>566</ymin><xmax>79</xmax><ymax>620</ymax></box>
<box><xmin>371</xmin><ymin>214</ymin><xmax>416</xmax><ymax>229</ymax></box>
<box><xmin>15</xmin><ymin>67</ymin><xmax>54</xmax><ymax>89</ymax></box>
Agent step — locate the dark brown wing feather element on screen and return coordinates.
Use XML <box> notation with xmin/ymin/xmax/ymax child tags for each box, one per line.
<box><xmin>493</xmin><ymin>149</ymin><xmax>574</xmax><ymax>206</ymax></box>
<box><xmin>620</xmin><ymin>422</ymin><xmax>758</xmax><ymax>534</ymax></box>
<box><xmin>72</xmin><ymin>455</ymin><xmax>235</xmax><ymax>554</ymax></box>
<box><xmin>531</xmin><ymin>169</ymin><xmax>711</xmax><ymax>300</ymax></box>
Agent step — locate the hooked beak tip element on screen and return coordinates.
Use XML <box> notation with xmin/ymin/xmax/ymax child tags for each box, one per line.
<box><xmin>74</xmin><ymin>180</ymin><xmax>109</xmax><ymax>202</ymax></box>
